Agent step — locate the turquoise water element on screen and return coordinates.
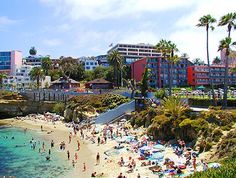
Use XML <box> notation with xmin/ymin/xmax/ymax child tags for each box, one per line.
<box><xmin>0</xmin><ymin>126</ymin><xmax>72</xmax><ymax>178</ymax></box>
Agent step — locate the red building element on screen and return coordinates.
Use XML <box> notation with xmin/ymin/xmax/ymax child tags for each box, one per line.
<box><xmin>187</xmin><ymin>65</ymin><xmax>236</xmax><ymax>86</ymax></box>
<box><xmin>130</xmin><ymin>58</ymin><xmax>147</xmax><ymax>82</ymax></box>
<box><xmin>131</xmin><ymin>57</ymin><xmax>192</xmax><ymax>88</ymax></box>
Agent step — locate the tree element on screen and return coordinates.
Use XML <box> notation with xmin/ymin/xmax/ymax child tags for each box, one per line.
<box><xmin>29</xmin><ymin>46</ymin><xmax>37</xmax><ymax>55</ymax></box>
<box><xmin>156</xmin><ymin>39</ymin><xmax>179</xmax><ymax>96</ymax></box>
<box><xmin>0</xmin><ymin>73</ymin><xmax>7</xmax><ymax>88</ymax></box>
<box><xmin>59</xmin><ymin>57</ymin><xmax>78</xmax><ymax>78</ymax></box>
<box><xmin>218</xmin><ymin>12</ymin><xmax>236</xmax><ymax>108</ymax></box>
<box><xmin>29</xmin><ymin>67</ymin><xmax>44</xmax><ymax>89</ymax></box>
<box><xmin>42</xmin><ymin>57</ymin><xmax>52</xmax><ymax>75</ymax></box>
<box><xmin>212</xmin><ymin>56</ymin><xmax>221</xmax><ymax>64</ymax></box>
<box><xmin>197</xmin><ymin>14</ymin><xmax>217</xmax><ymax>105</ymax></box>
<box><xmin>108</xmin><ymin>50</ymin><xmax>123</xmax><ymax>87</ymax></box>
<box><xmin>93</xmin><ymin>66</ymin><xmax>107</xmax><ymax>79</ymax></box>
<box><xmin>193</xmin><ymin>58</ymin><xmax>205</xmax><ymax>65</ymax></box>
<box><xmin>70</xmin><ymin>63</ymin><xmax>85</xmax><ymax>81</ymax></box>
<box><xmin>218</xmin><ymin>37</ymin><xmax>232</xmax><ymax>107</ymax></box>
<box><xmin>140</xmin><ymin>68</ymin><xmax>149</xmax><ymax>97</ymax></box>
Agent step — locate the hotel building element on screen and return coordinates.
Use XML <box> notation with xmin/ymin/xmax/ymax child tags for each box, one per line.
<box><xmin>131</xmin><ymin>57</ymin><xmax>192</xmax><ymax>88</ymax></box>
<box><xmin>187</xmin><ymin>65</ymin><xmax>236</xmax><ymax>86</ymax></box>
<box><xmin>107</xmin><ymin>43</ymin><xmax>161</xmax><ymax>64</ymax></box>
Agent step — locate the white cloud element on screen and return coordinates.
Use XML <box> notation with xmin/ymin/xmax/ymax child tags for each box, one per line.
<box><xmin>43</xmin><ymin>38</ymin><xmax>62</xmax><ymax>46</ymax></box>
<box><xmin>0</xmin><ymin>16</ymin><xmax>19</xmax><ymax>26</ymax></box>
<box><xmin>40</xmin><ymin>0</ymin><xmax>195</xmax><ymax>20</ymax></box>
<box><xmin>171</xmin><ymin>0</ymin><xmax>236</xmax><ymax>62</ymax></box>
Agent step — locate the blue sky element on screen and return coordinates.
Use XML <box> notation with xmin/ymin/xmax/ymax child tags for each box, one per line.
<box><xmin>0</xmin><ymin>0</ymin><xmax>235</xmax><ymax>62</ymax></box>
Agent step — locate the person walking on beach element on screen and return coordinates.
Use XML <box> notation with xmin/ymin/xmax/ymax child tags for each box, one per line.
<box><xmin>72</xmin><ymin>160</ymin><xmax>75</xmax><ymax>168</ymax></box>
<box><xmin>97</xmin><ymin>136</ymin><xmax>101</xmax><ymax>146</ymax></box>
<box><xmin>75</xmin><ymin>153</ymin><xmax>78</xmax><ymax>162</ymax></box>
<box><xmin>41</xmin><ymin>125</ymin><xmax>43</xmax><ymax>131</ymax></box>
<box><xmin>96</xmin><ymin>153</ymin><xmax>100</xmax><ymax>165</ymax></box>
<box><xmin>49</xmin><ymin>149</ymin><xmax>51</xmax><ymax>155</ymax></box>
<box><xmin>83</xmin><ymin>163</ymin><xmax>86</xmax><ymax>172</ymax></box>
<box><xmin>69</xmin><ymin>132</ymin><xmax>72</xmax><ymax>143</ymax></box>
<box><xmin>77</xmin><ymin>140</ymin><xmax>80</xmax><ymax>150</ymax></box>
<box><xmin>67</xmin><ymin>150</ymin><xmax>70</xmax><ymax>160</ymax></box>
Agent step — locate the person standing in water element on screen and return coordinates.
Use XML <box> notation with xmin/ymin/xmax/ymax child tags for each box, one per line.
<box><xmin>51</xmin><ymin>140</ymin><xmax>54</xmax><ymax>148</ymax></box>
<box><xmin>41</xmin><ymin>125</ymin><xmax>43</xmax><ymax>131</ymax></box>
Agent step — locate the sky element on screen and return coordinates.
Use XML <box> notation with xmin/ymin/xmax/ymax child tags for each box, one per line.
<box><xmin>0</xmin><ymin>0</ymin><xmax>236</xmax><ymax>62</ymax></box>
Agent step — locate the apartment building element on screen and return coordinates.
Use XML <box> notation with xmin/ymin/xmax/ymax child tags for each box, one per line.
<box><xmin>0</xmin><ymin>50</ymin><xmax>22</xmax><ymax>75</ymax></box>
<box><xmin>107</xmin><ymin>43</ymin><xmax>161</xmax><ymax>64</ymax></box>
<box><xmin>131</xmin><ymin>57</ymin><xmax>192</xmax><ymax>88</ymax></box>
<box><xmin>187</xmin><ymin>65</ymin><xmax>236</xmax><ymax>86</ymax></box>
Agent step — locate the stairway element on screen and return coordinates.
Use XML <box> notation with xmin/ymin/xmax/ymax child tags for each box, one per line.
<box><xmin>95</xmin><ymin>100</ymin><xmax>135</xmax><ymax>124</ymax></box>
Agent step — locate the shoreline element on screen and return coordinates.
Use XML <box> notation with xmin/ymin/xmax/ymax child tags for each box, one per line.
<box><xmin>0</xmin><ymin>118</ymin><xmax>96</xmax><ymax>178</ymax></box>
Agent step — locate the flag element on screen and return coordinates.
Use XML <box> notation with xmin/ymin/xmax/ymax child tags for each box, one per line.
<box><xmin>109</xmin><ymin>43</ymin><xmax>113</xmax><ymax>47</ymax></box>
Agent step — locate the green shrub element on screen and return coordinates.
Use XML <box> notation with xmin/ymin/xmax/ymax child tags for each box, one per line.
<box><xmin>205</xmin><ymin>141</ymin><xmax>213</xmax><ymax>151</ymax></box>
<box><xmin>53</xmin><ymin>102</ymin><xmax>65</xmax><ymax>115</ymax></box>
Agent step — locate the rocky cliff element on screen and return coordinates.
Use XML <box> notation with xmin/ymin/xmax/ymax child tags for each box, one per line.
<box><xmin>0</xmin><ymin>100</ymin><xmax>57</xmax><ymax>118</ymax></box>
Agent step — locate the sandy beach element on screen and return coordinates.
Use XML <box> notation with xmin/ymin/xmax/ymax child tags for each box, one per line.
<box><xmin>0</xmin><ymin>116</ymin><xmax>218</xmax><ymax>178</ymax></box>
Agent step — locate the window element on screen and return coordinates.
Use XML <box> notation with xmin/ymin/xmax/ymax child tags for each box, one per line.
<box><xmin>86</xmin><ymin>66</ymin><xmax>90</xmax><ymax>70</ymax></box>
<box><xmin>90</xmin><ymin>62</ymin><xmax>93</xmax><ymax>65</ymax></box>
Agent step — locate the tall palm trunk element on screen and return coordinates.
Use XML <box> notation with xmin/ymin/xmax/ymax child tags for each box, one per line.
<box><xmin>206</xmin><ymin>26</ymin><xmax>216</xmax><ymax>105</ymax></box>
<box><xmin>223</xmin><ymin>29</ymin><xmax>231</xmax><ymax>108</ymax></box>
<box><xmin>168</xmin><ymin>60</ymin><xmax>172</xmax><ymax>96</ymax></box>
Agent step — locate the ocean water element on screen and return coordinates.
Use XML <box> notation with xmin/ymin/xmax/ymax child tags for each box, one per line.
<box><xmin>0</xmin><ymin>126</ymin><xmax>72</xmax><ymax>178</ymax></box>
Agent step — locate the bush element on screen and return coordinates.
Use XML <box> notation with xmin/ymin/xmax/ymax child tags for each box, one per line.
<box><xmin>53</xmin><ymin>102</ymin><xmax>65</xmax><ymax>115</ymax></box>
<box><xmin>212</xmin><ymin>128</ymin><xmax>223</xmax><ymax>142</ymax></box>
<box><xmin>189</xmin><ymin>98</ymin><xmax>236</xmax><ymax>107</ymax></box>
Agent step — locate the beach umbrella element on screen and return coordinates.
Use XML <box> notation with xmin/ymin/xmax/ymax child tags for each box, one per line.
<box><xmin>197</xmin><ymin>85</ymin><xmax>205</xmax><ymax>90</ymax></box>
<box><xmin>153</xmin><ymin>144</ymin><xmax>165</xmax><ymax>150</ymax></box>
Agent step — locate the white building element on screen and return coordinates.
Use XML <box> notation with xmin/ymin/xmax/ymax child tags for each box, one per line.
<box><xmin>3</xmin><ymin>65</ymin><xmax>51</xmax><ymax>89</ymax></box>
<box><xmin>107</xmin><ymin>43</ymin><xmax>161</xmax><ymax>64</ymax></box>
<box><xmin>3</xmin><ymin>65</ymin><xmax>33</xmax><ymax>89</ymax></box>
<box><xmin>79</xmin><ymin>57</ymin><xmax>99</xmax><ymax>71</ymax></box>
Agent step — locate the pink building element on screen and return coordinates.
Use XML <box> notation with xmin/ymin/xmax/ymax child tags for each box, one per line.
<box><xmin>0</xmin><ymin>50</ymin><xmax>22</xmax><ymax>75</ymax></box>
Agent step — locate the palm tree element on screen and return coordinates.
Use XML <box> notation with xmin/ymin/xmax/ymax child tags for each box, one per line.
<box><xmin>108</xmin><ymin>50</ymin><xmax>123</xmax><ymax>88</ymax></box>
<box><xmin>161</xmin><ymin>96</ymin><xmax>188</xmax><ymax>119</ymax></box>
<box><xmin>0</xmin><ymin>73</ymin><xmax>7</xmax><ymax>88</ymax></box>
<box><xmin>29</xmin><ymin>67</ymin><xmax>44</xmax><ymax>89</ymax></box>
<box><xmin>193</xmin><ymin>58</ymin><xmax>205</xmax><ymax>65</ymax></box>
<box><xmin>218</xmin><ymin>12</ymin><xmax>236</xmax><ymax>108</ymax></box>
<box><xmin>42</xmin><ymin>57</ymin><xmax>52</xmax><ymax>75</ymax></box>
<box><xmin>212</xmin><ymin>56</ymin><xmax>221</xmax><ymax>64</ymax></box>
<box><xmin>218</xmin><ymin>37</ymin><xmax>232</xmax><ymax>107</ymax></box>
<box><xmin>197</xmin><ymin>14</ymin><xmax>216</xmax><ymax>105</ymax></box>
<box><xmin>156</xmin><ymin>39</ymin><xmax>179</xmax><ymax>96</ymax></box>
